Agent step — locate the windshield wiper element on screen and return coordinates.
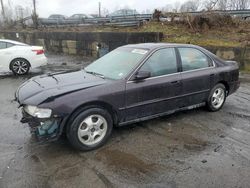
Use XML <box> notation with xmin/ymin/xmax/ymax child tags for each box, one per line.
<box><xmin>84</xmin><ymin>70</ymin><xmax>105</xmax><ymax>79</ymax></box>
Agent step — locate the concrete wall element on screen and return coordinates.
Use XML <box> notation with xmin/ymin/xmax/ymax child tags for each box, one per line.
<box><xmin>207</xmin><ymin>46</ymin><xmax>250</xmax><ymax>70</ymax></box>
<box><xmin>0</xmin><ymin>31</ymin><xmax>249</xmax><ymax>70</ymax></box>
<box><xmin>0</xmin><ymin>31</ymin><xmax>163</xmax><ymax>58</ymax></box>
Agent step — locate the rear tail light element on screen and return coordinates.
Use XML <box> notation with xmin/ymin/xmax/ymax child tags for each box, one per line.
<box><xmin>32</xmin><ymin>49</ymin><xmax>44</xmax><ymax>55</ymax></box>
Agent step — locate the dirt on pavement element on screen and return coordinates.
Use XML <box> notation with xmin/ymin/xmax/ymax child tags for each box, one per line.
<box><xmin>0</xmin><ymin>54</ymin><xmax>250</xmax><ymax>188</ymax></box>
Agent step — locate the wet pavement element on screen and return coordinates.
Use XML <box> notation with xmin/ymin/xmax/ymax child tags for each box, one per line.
<box><xmin>0</xmin><ymin>54</ymin><xmax>250</xmax><ymax>188</ymax></box>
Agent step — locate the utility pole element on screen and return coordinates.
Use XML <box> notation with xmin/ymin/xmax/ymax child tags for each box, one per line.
<box><xmin>33</xmin><ymin>0</ymin><xmax>36</xmax><ymax>16</ymax></box>
<box><xmin>0</xmin><ymin>0</ymin><xmax>5</xmax><ymax>18</ymax></box>
<box><xmin>98</xmin><ymin>2</ymin><xmax>101</xmax><ymax>17</ymax></box>
<box><xmin>32</xmin><ymin>0</ymin><xmax>38</xmax><ymax>29</ymax></box>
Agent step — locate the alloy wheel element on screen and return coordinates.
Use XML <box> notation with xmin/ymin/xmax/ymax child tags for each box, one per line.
<box><xmin>77</xmin><ymin>114</ymin><xmax>108</xmax><ymax>146</ymax></box>
<box><xmin>211</xmin><ymin>88</ymin><xmax>225</xmax><ymax>109</ymax></box>
<box><xmin>12</xmin><ymin>60</ymin><xmax>29</xmax><ymax>75</ymax></box>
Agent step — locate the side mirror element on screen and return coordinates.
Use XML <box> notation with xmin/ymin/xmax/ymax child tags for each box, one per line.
<box><xmin>134</xmin><ymin>71</ymin><xmax>151</xmax><ymax>81</ymax></box>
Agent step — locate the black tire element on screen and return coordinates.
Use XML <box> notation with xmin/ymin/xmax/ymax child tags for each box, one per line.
<box><xmin>66</xmin><ymin>107</ymin><xmax>113</xmax><ymax>151</ymax></box>
<box><xmin>10</xmin><ymin>58</ymin><xmax>30</xmax><ymax>75</ymax></box>
<box><xmin>206</xmin><ymin>83</ymin><xmax>227</xmax><ymax>112</ymax></box>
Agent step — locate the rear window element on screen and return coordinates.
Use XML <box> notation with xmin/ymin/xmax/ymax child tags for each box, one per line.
<box><xmin>178</xmin><ymin>48</ymin><xmax>213</xmax><ymax>71</ymax></box>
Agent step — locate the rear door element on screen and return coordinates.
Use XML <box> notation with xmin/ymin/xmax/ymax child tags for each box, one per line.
<box><xmin>177</xmin><ymin>47</ymin><xmax>215</xmax><ymax>107</ymax></box>
<box><xmin>125</xmin><ymin>48</ymin><xmax>182</xmax><ymax>122</ymax></box>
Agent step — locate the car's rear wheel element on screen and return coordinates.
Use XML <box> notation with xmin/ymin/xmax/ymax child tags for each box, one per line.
<box><xmin>10</xmin><ymin>58</ymin><xmax>30</xmax><ymax>75</ymax></box>
<box><xmin>67</xmin><ymin>107</ymin><xmax>113</xmax><ymax>151</ymax></box>
<box><xmin>207</xmin><ymin>83</ymin><xmax>226</xmax><ymax>112</ymax></box>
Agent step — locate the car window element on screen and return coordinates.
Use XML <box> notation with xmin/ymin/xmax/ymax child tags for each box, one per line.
<box><xmin>6</xmin><ymin>43</ymin><xmax>14</xmax><ymax>48</ymax></box>
<box><xmin>0</xmin><ymin>42</ymin><xmax>7</xmax><ymax>49</ymax></box>
<box><xmin>178</xmin><ymin>48</ymin><xmax>212</xmax><ymax>71</ymax></box>
<box><xmin>85</xmin><ymin>47</ymin><xmax>148</xmax><ymax>80</ymax></box>
<box><xmin>140</xmin><ymin>48</ymin><xmax>177</xmax><ymax>77</ymax></box>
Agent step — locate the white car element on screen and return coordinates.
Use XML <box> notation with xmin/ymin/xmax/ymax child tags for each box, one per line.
<box><xmin>0</xmin><ymin>39</ymin><xmax>47</xmax><ymax>75</ymax></box>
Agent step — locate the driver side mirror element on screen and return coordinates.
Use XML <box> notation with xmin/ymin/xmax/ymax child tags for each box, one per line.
<box><xmin>134</xmin><ymin>71</ymin><xmax>151</xmax><ymax>81</ymax></box>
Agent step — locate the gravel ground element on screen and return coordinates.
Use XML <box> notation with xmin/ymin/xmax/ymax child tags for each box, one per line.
<box><xmin>0</xmin><ymin>54</ymin><xmax>250</xmax><ymax>188</ymax></box>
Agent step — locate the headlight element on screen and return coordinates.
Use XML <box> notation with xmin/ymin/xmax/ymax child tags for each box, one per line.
<box><xmin>24</xmin><ymin>105</ymin><xmax>52</xmax><ymax>118</ymax></box>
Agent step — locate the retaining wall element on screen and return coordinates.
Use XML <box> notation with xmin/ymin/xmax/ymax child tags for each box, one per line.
<box><xmin>0</xmin><ymin>31</ymin><xmax>249</xmax><ymax>70</ymax></box>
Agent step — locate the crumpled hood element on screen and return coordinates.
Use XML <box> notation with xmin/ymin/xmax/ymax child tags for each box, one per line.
<box><xmin>16</xmin><ymin>70</ymin><xmax>106</xmax><ymax>105</ymax></box>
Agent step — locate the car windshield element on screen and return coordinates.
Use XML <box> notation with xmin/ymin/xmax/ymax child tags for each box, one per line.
<box><xmin>85</xmin><ymin>47</ymin><xmax>148</xmax><ymax>80</ymax></box>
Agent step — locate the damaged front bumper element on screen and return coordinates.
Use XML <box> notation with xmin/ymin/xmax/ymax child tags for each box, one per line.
<box><xmin>21</xmin><ymin>109</ymin><xmax>63</xmax><ymax>142</ymax></box>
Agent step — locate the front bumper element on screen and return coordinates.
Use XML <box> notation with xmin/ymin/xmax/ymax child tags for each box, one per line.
<box><xmin>21</xmin><ymin>109</ymin><xmax>62</xmax><ymax>142</ymax></box>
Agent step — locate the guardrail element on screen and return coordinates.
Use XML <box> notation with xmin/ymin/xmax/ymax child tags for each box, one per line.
<box><xmin>38</xmin><ymin>14</ymin><xmax>153</xmax><ymax>27</ymax></box>
<box><xmin>184</xmin><ymin>9</ymin><xmax>250</xmax><ymax>19</ymax></box>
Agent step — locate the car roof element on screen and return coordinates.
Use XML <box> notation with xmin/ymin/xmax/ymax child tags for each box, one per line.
<box><xmin>0</xmin><ymin>39</ymin><xmax>28</xmax><ymax>45</ymax></box>
<box><xmin>122</xmin><ymin>43</ymin><xmax>201</xmax><ymax>50</ymax></box>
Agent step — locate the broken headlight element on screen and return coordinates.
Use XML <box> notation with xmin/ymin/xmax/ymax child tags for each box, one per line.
<box><xmin>24</xmin><ymin>105</ymin><xmax>52</xmax><ymax>118</ymax></box>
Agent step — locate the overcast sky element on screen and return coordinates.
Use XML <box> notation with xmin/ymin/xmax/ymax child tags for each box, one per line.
<box><xmin>9</xmin><ymin>0</ymin><xmax>187</xmax><ymax>17</ymax></box>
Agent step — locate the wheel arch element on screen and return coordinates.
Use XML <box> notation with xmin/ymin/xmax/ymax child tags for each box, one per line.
<box><xmin>217</xmin><ymin>80</ymin><xmax>230</xmax><ymax>95</ymax></box>
<box><xmin>63</xmin><ymin>100</ymin><xmax>119</xmax><ymax>133</ymax></box>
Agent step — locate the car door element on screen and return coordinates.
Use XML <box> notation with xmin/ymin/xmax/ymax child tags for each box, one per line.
<box><xmin>177</xmin><ymin>47</ymin><xmax>215</xmax><ymax>107</ymax></box>
<box><xmin>0</xmin><ymin>42</ymin><xmax>13</xmax><ymax>72</ymax></box>
<box><xmin>125</xmin><ymin>48</ymin><xmax>182</xmax><ymax>122</ymax></box>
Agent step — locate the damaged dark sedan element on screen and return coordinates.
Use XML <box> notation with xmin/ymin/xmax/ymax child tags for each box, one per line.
<box><xmin>15</xmin><ymin>43</ymin><xmax>240</xmax><ymax>151</ymax></box>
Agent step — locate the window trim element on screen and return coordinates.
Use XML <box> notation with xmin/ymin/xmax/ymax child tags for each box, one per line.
<box><xmin>177</xmin><ymin>47</ymin><xmax>215</xmax><ymax>73</ymax></box>
<box><xmin>127</xmin><ymin>47</ymin><xmax>179</xmax><ymax>82</ymax></box>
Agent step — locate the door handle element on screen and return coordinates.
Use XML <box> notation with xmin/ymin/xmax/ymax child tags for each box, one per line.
<box><xmin>170</xmin><ymin>80</ymin><xmax>180</xmax><ymax>84</ymax></box>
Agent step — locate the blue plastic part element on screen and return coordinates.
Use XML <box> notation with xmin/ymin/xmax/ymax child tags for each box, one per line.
<box><xmin>37</xmin><ymin>120</ymin><xmax>59</xmax><ymax>136</ymax></box>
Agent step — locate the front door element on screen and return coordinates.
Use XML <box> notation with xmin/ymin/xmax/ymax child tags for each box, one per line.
<box><xmin>0</xmin><ymin>42</ymin><xmax>13</xmax><ymax>72</ymax></box>
<box><xmin>125</xmin><ymin>48</ymin><xmax>182</xmax><ymax>122</ymax></box>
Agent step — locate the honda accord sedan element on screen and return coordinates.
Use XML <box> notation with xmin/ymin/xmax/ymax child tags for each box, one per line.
<box><xmin>0</xmin><ymin>39</ymin><xmax>47</xmax><ymax>75</ymax></box>
<box><xmin>15</xmin><ymin>43</ymin><xmax>240</xmax><ymax>151</ymax></box>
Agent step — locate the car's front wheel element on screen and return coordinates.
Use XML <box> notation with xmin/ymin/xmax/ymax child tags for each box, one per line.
<box><xmin>10</xmin><ymin>58</ymin><xmax>30</xmax><ymax>75</ymax></box>
<box><xmin>67</xmin><ymin>107</ymin><xmax>113</xmax><ymax>151</ymax></box>
<box><xmin>207</xmin><ymin>83</ymin><xmax>226</xmax><ymax>112</ymax></box>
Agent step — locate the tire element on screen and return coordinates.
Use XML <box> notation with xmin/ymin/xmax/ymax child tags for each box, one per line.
<box><xmin>10</xmin><ymin>58</ymin><xmax>30</xmax><ymax>75</ymax></box>
<box><xmin>206</xmin><ymin>83</ymin><xmax>226</xmax><ymax>112</ymax></box>
<box><xmin>66</xmin><ymin>107</ymin><xmax>113</xmax><ymax>151</ymax></box>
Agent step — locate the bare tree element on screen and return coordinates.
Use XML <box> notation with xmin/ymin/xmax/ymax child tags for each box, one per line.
<box><xmin>203</xmin><ymin>0</ymin><xmax>219</xmax><ymax>10</ymax></box>
<box><xmin>0</xmin><ymin>0</ymin><xmax>5</xmax><ymax>20</ymax></box>
<box><xmin>217</xmin><ymin>0</ymin><xmax>229</xmax><ymax>10</ymax></box>
<box><xmin>180</xmin><ymin>0</ymin><xmax>200</xmax><ymax>12</ymax></box>
<box><xmin>161</xmin><ymin>4</ymin><xmax>173</xmax><ymax>13</ymax></box>
<box><xmin>173</xmin><ymin>1</ymin><xmax>181</xmax><ymax>12</ymax></box>
<box><xmin>32</xmin><ymin>0</ymin><xmax>38</xmax><ymax>28</ymax></box>
<box><xmin>15</xmin><ymin>5</ymin><xmax>24</xmax><ymax>19</ymax></box>
<box><xmin>204</xmin><ymin>0</ymin><xmax>250</xmax><ymax>10</ymax></box>
<box><xmin>229</xmin><ymin>0</ymin><xmax>250</xmax><ymax>10</ymax></box>
<box><xmin>102</xmin><ymin>7</ymin><xmax>109</xmax><ymax>17</ymax></box>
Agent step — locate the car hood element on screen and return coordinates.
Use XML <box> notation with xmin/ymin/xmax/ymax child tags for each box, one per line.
<box><xmin>16</xmin><ymin>70</ymin><xmax>107</xmax><ymax>105</ymax></box>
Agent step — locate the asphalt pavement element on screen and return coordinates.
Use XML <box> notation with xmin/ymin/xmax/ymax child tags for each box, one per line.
<box><xmin>0</xmin><ymin>54</ymin><xmax>250</xmax><ymax>188</ymax></box>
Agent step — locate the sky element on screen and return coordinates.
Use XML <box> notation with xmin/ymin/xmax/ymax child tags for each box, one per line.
<box><xmin>8</xmin><ymin>0</ymin><xmax>187</xmax><ymax>17</ymax></box>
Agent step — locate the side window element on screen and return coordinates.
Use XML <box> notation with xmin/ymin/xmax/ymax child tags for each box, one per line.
<box><xmin>0</xmin><ymin>42</ymin><xmax>7</xmax><ymax>49</ymax></box>
<box><xmin>178</xmin><ymin>48</ymin><xmax>212</xmax><ymax>71</ymax></box>
<box><xmin>6</xmin><ymin>43</ymin><xmax>14</xmax><ymax>48</ymax></box>
<box><xmin>140</xmin><ymin>48</ymin><xmax>177</xmax><ymax>77</ymax></box>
